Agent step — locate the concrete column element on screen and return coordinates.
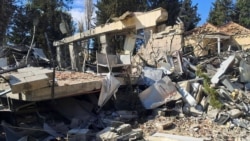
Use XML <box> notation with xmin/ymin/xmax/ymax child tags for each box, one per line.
<box><xmin>217</xmin><ymin>37</ymin><xmax>221</xmax><ymax>54</ymax></box>
<box><xmin>56</xmin><ymin>46</ymin><xmax>62</xmax><ymax>69</ymax></box>
<box><xmin>100</xmin><ymin>34</ymin><xmax>108</xmax><ymax>54</ymax></box>
<box><xmin>69</xmin><ymin>42</ymin><xmax>80</xmax><ymax>71</ymax></box>
<box><xmin>124</xmin><ymin>33</ymin><xmax>136</xmax><ymax>54</ymax></box>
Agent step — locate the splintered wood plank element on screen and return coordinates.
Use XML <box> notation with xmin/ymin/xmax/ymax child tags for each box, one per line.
<box><xmin>10</xmin><ymin>74</ymin><xmax>49</xmax><ymax>93</ymax></box>
<box><xmin>23</xmin><ymin>80</ymin><xmax>102</xmax><ymax>101</ymax></box>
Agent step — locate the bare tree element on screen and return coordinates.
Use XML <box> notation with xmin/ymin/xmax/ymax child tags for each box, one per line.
<box><xmin>84</xmin><ymin>0</ymin><xmax>94</xmax><ymax>61</ymax></box>
<box><xmin>84</xmin><ymin>0</ymin><xmax>94</xmax><ymax>31</ymax></box>
<box><xmin>80</xmin><ymin>0</ymin><xmax>94</xmax><ymax>71</ymax></box>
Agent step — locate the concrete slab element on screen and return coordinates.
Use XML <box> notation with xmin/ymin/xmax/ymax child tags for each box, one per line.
<box><xmin>22</xmin><ymin>80</ymin><xmax>102</xmax><ymax>101</ymax></box>
<box><xmin>10</xmin><ymin>74</ymin><xmax>49</xmax><ymax>93</ymax></box>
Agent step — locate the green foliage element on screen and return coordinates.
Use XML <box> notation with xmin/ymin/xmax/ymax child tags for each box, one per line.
<box><xmin>8</xmin><ymin>0</ymin><xmax>75</xmax><ymax>58</ymax></box>
<box><xmin>208</xmin><ymin>0</ymin><xmax>234</xmax><ymax>26</ymax></box>
<box><xmin>0</xmin><ymin>0</ymin><xmax>16</xmax><ymax>45</ymax></box>
<box><xmin>95</xmin><ymin>0</ymin><xmax>147</xmax><ymax>25</ymax></box>
<box><xmin>179</xmin><ymin>0</ymin><xmax>201</xmax><ymax>31</ymax></box>
<box><xmin>196</xmin><ymin>66</ymin><xmax>223</xmax><ymax>109</ymax></box>
<box><xmin>147</xmin><ymin>0</ymin><xmax>180</xmax><ymax>26</ymax></box>
<box><xmin>8</xmin><ymin>6</ymin><xmax>32</xmax><ymax>45</ymax></box>
<box><xmin>95</xmin><ymin>0</ymin><xmax>200</xmax><ymax>30</ymax></box>
<box><xmin>235</xmin><ymin>0</ymin><xmax>250</xmax><ymax>28</ymax></box>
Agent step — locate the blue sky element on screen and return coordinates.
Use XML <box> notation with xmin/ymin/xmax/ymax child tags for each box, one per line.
<box><xmin>69</xmin><ymin>0</ymin><xmax>216</xmax><ymax>27</ymax></box>
<box><xmin>192</xmin><ymin>0</ymin><xmax>215</xmax><ymax>25</ymax></box>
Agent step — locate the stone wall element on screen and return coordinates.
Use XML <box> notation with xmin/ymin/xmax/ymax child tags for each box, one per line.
<box><xmin>131</xmin><ymin>24</ymin><xmax>184</xmax><ymax>75</ymax></box>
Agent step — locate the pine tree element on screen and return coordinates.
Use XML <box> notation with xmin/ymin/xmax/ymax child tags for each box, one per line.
<box><xmin>8</xmin><ymin>5</ymin><xmax>32</xmax><ymax>45</ymax></box>
<box><xmin>95</xmin><ymin>0</ymin><xmax>147</xmax><ymax>25</ymax></box>
<box><xmin>235</xmin><ymin>0</ymin><xmax>250</xmax><ymax>28</ymax></box>
<box><xmin>208</xmin><ymin>0</ymin><xmax>234</xmax><ymax>26</ymax></box>
<box><xmin>147</xmin><ymin>0</ymin><xmax>180</xmax><ymax>26</ymax></box>
<box><xmin>179</xmin><ymin>0</ymin><xmax>200</xmax><ymax>31</ymax></box>
<box><xmin>0</xmin><ymin>0</ymin><xmax>16</xmax><ymax>45</ymax></box>
<box><xmin>8</xmin><ymin>0</ymin><xmax>74</xmax><ymax>57</ymax></box>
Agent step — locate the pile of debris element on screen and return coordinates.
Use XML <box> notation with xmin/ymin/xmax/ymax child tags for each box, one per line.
<box><xmin>0</xmin><ymin>67</ymin><xmax>103</xmax><ymax>101</ymax></box>
<box><xmin>1</xmin><ymin>50</ymin><xmax>250</xmax><ymax>140</ymax></box>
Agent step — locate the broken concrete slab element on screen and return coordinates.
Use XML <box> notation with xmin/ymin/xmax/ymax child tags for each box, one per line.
<box><xmin>9</xmin><ymin>74</ymin><xmax>50</xmax><ymax>93</ymax></box>
<box><xmin>220</xmin><ymin>75</ymin><xmax>237</xmax><ymax>92</ymax></box>
<box><xmin>227</xmin><ymin>109</ymin><xmax>243</xmax><ymax>118</ymax></box>
<box><xmin>98</xmin><ymin>73</ymin><xmax>120</xmax><ymax>109</ymax></box>
<box><xmin>18</xmin><ymin>80</ymin><xmax>102</xmax><ymax>101</ymax></box>
<box><xmin>151</xmin><ymin>132</ymin><xmax>204</xmax><ymax>141</ymax></box>
<box><xmin>232</xmin><ymin>118</ymin><xmax>250</xmax><ymax>130</ymax></box>
<box><xmin>240</xmin><ymin>59</ymin><xmax>250</xmax><ymax>83</ymax></box>
<box><xmin>176</xmin><ymin>83</ymin><xmax>197</xmax><ymax>107</ymax></box>
<box><xmin>96</xmin><ymin>127</ymin><xmax>117</xmax><ymax>141</ymax></box>
<box><xmin>115</xmin><ymin>124</ymin><xmax>132</xmax><ymax>135</ymax></box>
<box><xmin>155</xmin><ymin>121</ymin><xmax>174</xmax><ymax>130</ymax></box>
<box><xmin>211</xmin><ymin>55</ymin><xmax>235</xmax><ymax>84</ymax></box>
<box><xmin>67</xmin><ymin>129</ymin><xmax>90</xmax><ymax>141</ymax></box>
<box><xmin>139</xmin><ymin>76</ymin><xmax>178</xmax><ymax>109</ymax></box>
<box><xmin>139</xmin><ymin>67</ymin><xmax>163</xmax><ymax>86</ymax></box>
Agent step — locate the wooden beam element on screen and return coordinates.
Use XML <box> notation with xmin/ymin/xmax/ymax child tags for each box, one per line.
<box><xmin>53</xmin><ymin>8</ymin><xmax>168</xmax><ymax>46</ymax></box>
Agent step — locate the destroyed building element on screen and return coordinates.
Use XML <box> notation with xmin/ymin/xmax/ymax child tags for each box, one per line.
<box><xmin>1</xmin><ymin>7</ymin><xmax>250</xmax><ymax>141</ymax></box>
<box><xmin>184</xmin><ymin>22</ymin><xmax>250</xmax><ymax>57</ymax></box>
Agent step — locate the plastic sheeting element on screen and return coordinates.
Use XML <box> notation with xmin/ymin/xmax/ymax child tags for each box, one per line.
<box><xmin>32</xmin><ymin>48</ymin><xmax>50</xmax><ymax>62</ymax></box>
<box><xmin>139</xmin><ymin>67</ymin><xmax>163</xmax><ymax>86</ymax></box>
<box><xmin>98</xmin><ymin>73</ymin><xmax>121</xmax><ymax>107</ymax></box>
<box><xmin>139</xmin><ymin>76</ymin><xmax>177</xmax><ymax>109</ymax></box>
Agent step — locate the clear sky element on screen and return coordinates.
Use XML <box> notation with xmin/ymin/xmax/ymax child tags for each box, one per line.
<box><xmin>69</xmin><ymin>0</ymin><xmax>216</xmax><ymax>28</ymax></box>
<box><xmin>192</xmin><ymin>0</ymin><xmax>215</xmax><ymax>25</ymax></box>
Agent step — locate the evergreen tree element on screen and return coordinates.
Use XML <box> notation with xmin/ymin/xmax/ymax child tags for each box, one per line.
<box><xmin>8</xmin><ymin>0</ymin><xmax>74</xmax><ymax>57</ymax></box>
<box><xmin>95</xmin><ymin>0</ymin><xmax>148</xmax><ymax>54</ymax></box>
<box><xmin>96</xmin><ymin>0</ymin><xmax>199</xmax><ymax>31</ymax></box>
<box><xmin>8</xmin><ymin>5</ymin><xmax>32</xmax><ymax>45</ymax></box>
<box><xmin>208</xmin><ymin>0</ymin><xmax>234</xmax><ymax>26</ymax></box>
<box><xmin>95</xmin><ymin>0</ymin><xmax>147</xmax><ymax>25</ymax></box>
<box><xmin>235</xmin><ymin>0</ymin><xmax>250</xmax><ymax>28</ymax></box>
<box><xmin>0</xmin><ymin>0</ymin><xmax>16</xmax><ymax>45</ymax></box>
<box><xmin>147</xmin><ymin>0</ymin><xmax>180</xmax><ymax>26</ymax></box>
<box><xmin>179</xmin><ymin>0</ymin><xmax>200</xmax><ymax>31</ymax></box>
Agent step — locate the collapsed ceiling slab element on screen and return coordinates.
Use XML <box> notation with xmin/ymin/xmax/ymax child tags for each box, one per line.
<box><xmin>53</xmin><ymin>8</ymin><xmax>168</xmax><ymax>46</ymax></box>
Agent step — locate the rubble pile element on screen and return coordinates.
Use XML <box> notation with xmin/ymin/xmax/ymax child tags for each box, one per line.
<box><xmin>1</xmin><ymin>50</ymin><xmax>250</xmax><ymax>140</ymax></box>
<box><xmin>55</xmin><ymin>71</ymin><xmax>103</xmax><ymax>85</ymax></box>
<box><xmin>135</xmin><ymin>50</ymin><xmax>250</xmax><ymax>140</ymax></box>
<box><xmin>3</xmin><ymin>7</ymin><xmax>250</xmax><ymax>140</ymax></box>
